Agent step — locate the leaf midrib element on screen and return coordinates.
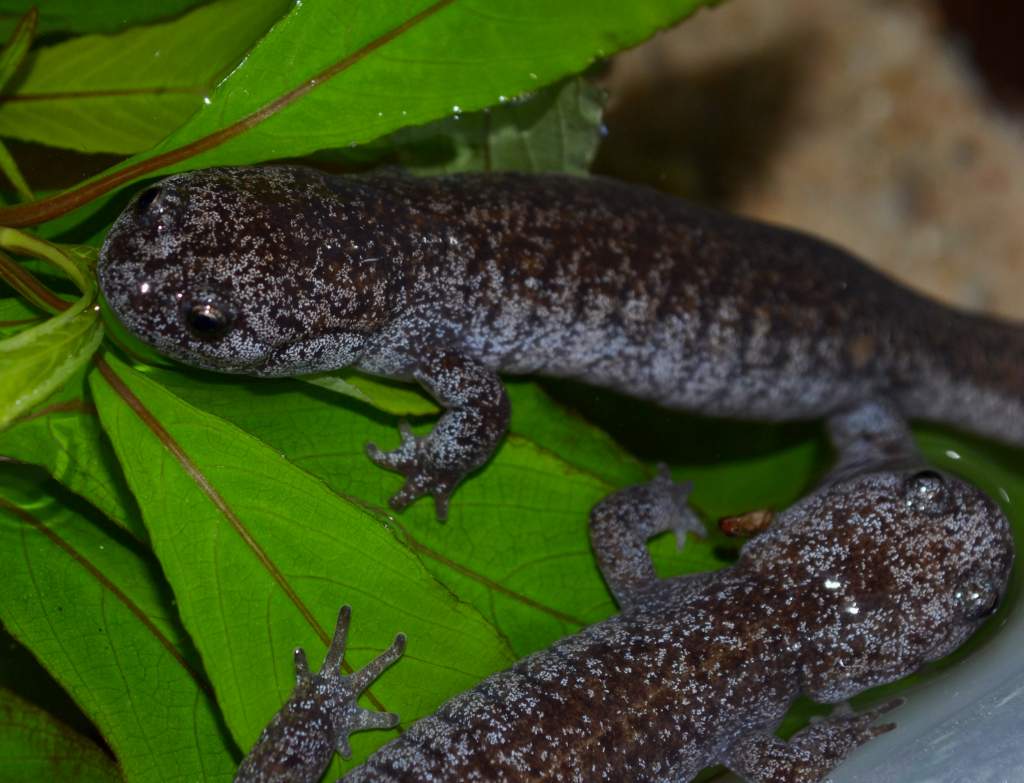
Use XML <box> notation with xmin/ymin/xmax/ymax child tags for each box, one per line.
<box><xmin>0</xmin><ymin>0</ymin><xmax>459</xmax><ymax>227</ymax></box>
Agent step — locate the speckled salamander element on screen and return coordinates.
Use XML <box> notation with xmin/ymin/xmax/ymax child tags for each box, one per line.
<box><xmin>233</xmin><ymin>401</ymin><xmax>1014</xmax><ymax>782</ymax></box>
<box><xmin>98</xmin><ymin>166</ymin><xmax>1024</xmax><ymax>517</ymax></box>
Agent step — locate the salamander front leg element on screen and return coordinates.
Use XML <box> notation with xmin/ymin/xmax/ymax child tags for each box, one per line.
<box><xmin>234</xmin><ymin>606</ymin><xmax>405</xmax><ymax>783</ymax></box>
<box><xmin>722</xmin><ymin>700</ymin><xmax>901</xmax><ymax>783</ymax></box>
<box><xmin>366</xmin><ymin>350</ymin><xmax>509</xmax><ymax>520</ymax></box>
<box><xmin>589</xmin><ymin>467</ymin><xmax>705</xmax><ymax>608</ymax></box>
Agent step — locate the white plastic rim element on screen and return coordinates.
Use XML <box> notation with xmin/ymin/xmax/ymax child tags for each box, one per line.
<box><xmin>831</xmin><ymin>604</ymin><xmax>1024</xmax><ymax>783</ymax></box>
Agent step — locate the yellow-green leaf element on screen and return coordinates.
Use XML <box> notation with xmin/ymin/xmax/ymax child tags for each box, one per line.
<box><xmin>0</xmin><ymin>292</ymin><xmax>103</xmax><ymax>430</ymax></box>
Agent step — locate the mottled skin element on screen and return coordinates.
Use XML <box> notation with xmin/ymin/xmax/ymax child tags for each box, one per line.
<box><xmin>235</xmin><ymin>401</ymin><xmax>1013</xmax><ymax>783</ymax></box>
<box><xmin>98</xmin><ymin>166</ymin><xmax>1024</xmax><ymax>516</ymax></box>
<box><xmin>234</xmin><ymin>606</ymin><xmax>405</xmax><ymax>782</ymax></box>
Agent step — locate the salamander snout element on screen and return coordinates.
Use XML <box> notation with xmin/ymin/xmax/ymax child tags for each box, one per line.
<box><xmin>895</xmin><ymin>469</ymin><xmax>1011</xmax><ymax>625</ymax></box>
<box><xmin>98</xmin><ymin>178</ymin><xmax>263</xmax><ymax>374</ymax></box>
<box><xmin>100</xmin><ymin>167</ymin><xmax>399</xmax><ymax>379</ymax></box>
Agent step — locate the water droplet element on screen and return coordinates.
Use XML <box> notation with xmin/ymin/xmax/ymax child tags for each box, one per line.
<box><xmin>824</xmin><ymin>578</ymin><xmax>841</xmax><ymax>591</ymax></box>
<box><xmin>203</xmin><ymin>96</ymin><xmax>212</xmax><ymax>106</ymax></box>
<box><xmin>528</xmin><ymin>72</ymin><xmax>537</xmax><ymax>80</ymax></box>
<box><xmin>498</xmin><ymin>95</ymin><xmax>508</xmax><ymax>103</ymax></box>
<box><xmin>944</xmin><ymin>449</ymin><xmax>961</xmax><ymax>460</ymax></box>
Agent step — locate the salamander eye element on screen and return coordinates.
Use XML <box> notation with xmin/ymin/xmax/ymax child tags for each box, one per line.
<box><xmin>184</xmin><ymin>300</ymin><xmax>232</xmax><ymax>341</ymax></box>
<box><xmin>136</xmin><ymin>186</ymin><xmax>162</xmax><ymax>213</ymax></box>
<box><xmin>903</xmin><ymin>470</ymin><xmax>952</xmax><ymax>515</ymax></box>
<box><xmin>955</xmin><ymin>579</ymin><xmax>1000</xmax><ymax>621</ymax></box>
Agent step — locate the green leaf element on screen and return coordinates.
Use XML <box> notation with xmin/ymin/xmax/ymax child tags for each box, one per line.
<box><xmin>0</xmin><ymin>293</ymin><xmax>41</xmax><ymax>335</ymax></box>
<box><xmin>141</xmin><ymin>365</ymin><xmax>736</xmax><ymax>660</ymax></box>
<box><xmin>0</xmin><ymin>0</ymin><xmax>717</xmax><ymax>226</ymax></box>
<box><xmin>506</xmin><ymin>380</ymin><xmax>647</xmax><ymax>487</ymax></box>
<box><xmin>0</xmin><ymin>138</ymin><xmax>32</xmax><ymax>201</ymax></box>
<box><xmin>0</xmin><ymin>290</ymin><xmax>103</xmax><ymax>430</ymax></box>
<box><xmin>0</xmin><ymin>10</ymin><xmax>35</xmax><ymax>201</ymax></box>
<box><xmin>0</xmin><ymin>358</ymin><xmax>145</xmax><ymax>538</ymax></box>
<box><xmin>0</xmin><ymin>468</ymin><xmax>237</xmax><ymax>782</ymax></box>
<box><xmin>0</xmin><ymin>8</ymin><xmax>33</xmax><ymax>90</ymax></box>
<box><xmin>0</xmin><ymin>688</ymin><xmax>121</xmax><ymax>783</ymax></box>
<box><xmin>0</xmin><ymin>0</ymin><xmax>290</xmax><ymax>154</ymax></box>
<box><xmin>141</xmin><ymin>0</ymin><xmax>707</xmax><ymax>172</ymax></box>
<box><xmin>88</xmin><ymin>353</ymin><xmax>515</xmax><ymax>770</ymax></box>
<box><xmin>391</xmin><ymin>76</ymin><xmax>607</xmax><ymax>175</ymax></box>
<box><xmin>300</xmin><ymin>369</ymin><xmax>439</xmax><ymax>417</ymax></box>
<box><xmin>0</xmin><ymin>228</ymin><xmax>95</xmax><ymax>294</ymax></box>
<box><xmin>0</xmin><ymin>1</ymin><xmax>208</xmax><ymax>38</ymax></box>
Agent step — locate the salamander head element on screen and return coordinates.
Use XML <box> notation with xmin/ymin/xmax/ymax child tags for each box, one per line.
<box><xmin>741</xmin><ymin>468</ymin><xmax>1014</xmax><ymax>703</ymax></box>
<box><xmin>98</xmin><ymin>166</ymin><xmax>394</xmax><ymax>377</ymax></box>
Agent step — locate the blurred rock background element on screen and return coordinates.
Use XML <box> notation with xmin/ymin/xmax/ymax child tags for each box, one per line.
<box><xmin>596</xmin><ymin>0</ymin><xmax>1024</xmax><ymax>319</ymax></box>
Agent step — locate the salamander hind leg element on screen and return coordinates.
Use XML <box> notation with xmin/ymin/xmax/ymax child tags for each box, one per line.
<box><xmin>590</xmin><ymin>466</ymin><xmax>705</xmax><ymax>608</ymax></box>
<box><xmin>234</xmin><ymin>606</ymin><xmax>406</xmax><ymax>783</ymax></box>
<box><xmin>825</xmin><ymin>399</ymin><xmax>921</xmax><ymax>482</ymax></box>
<box><xmin>722</xmin><ymin>699</ymin><xmax>902</xmax><ymax>783</ymax></box>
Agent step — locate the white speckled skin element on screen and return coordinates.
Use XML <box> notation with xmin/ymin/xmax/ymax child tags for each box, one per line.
<box><xmin>234</xmin><ymin>402</ymin><xmax>1013</xmax><ymax>783</ymax></box>
<box><xmin>97</xmin><ymin>166</ymin><xmax>1024</xmax><ymax>515</ymax></box>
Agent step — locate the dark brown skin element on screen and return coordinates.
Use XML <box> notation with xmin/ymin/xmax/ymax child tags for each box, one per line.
<box><xmin>235</xmin><ymin>401</ymin><xmax>1013</xmax><ymax>783</ymax></box>
<box><xmin>97</xmin><ymin>166</ymin><xmax>1024</xmax><ymax>517</ymax></box>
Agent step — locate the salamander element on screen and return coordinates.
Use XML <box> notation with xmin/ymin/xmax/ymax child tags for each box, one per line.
<box><xmin>233</xmin><ymin>401</ymin><xmax>1014</xmax><ymax>782</ymax></box>
<box><xmin>97</xmin><ymin>165</ymin><xmax>1024</xmax><ymax>517</ymax></box>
